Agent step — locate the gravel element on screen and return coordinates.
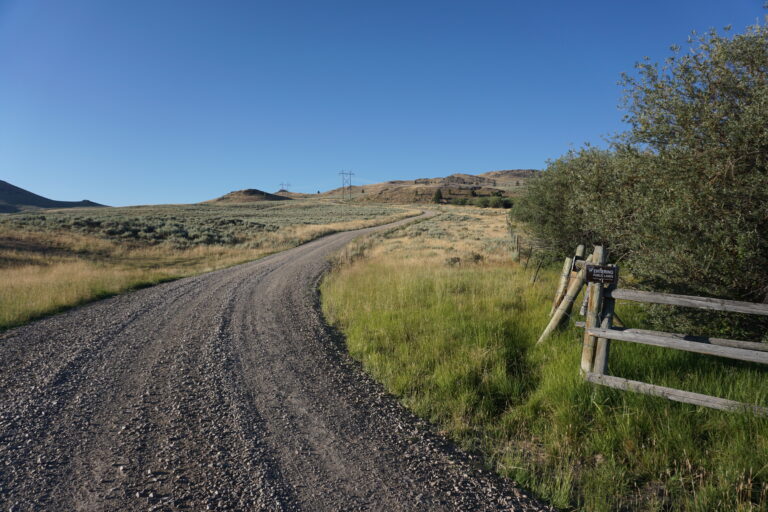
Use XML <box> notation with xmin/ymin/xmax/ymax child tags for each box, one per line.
<box><xmin>0</xmin><ymin>213</ymin><xmax>553</xmax><ymax>511</ymax></box>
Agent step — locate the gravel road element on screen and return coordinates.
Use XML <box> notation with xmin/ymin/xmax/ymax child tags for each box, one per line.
<box><xmin>0</xmin><ymin>214</ymin><xmax>552</xmax><ymax>511</ymax></box>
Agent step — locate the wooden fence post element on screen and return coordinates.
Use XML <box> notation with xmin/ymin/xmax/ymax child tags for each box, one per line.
<box><xmin>580</xmin><ymin>246</ymin><xmax>605</xmax><ymax>373</ymax></box>
<box><xmin>592</xmin><ymin>269</ymin><xmax>617</xmax><ymax>375</ymax></box>
<box><xmin>537</xmin><ymin>251</ymin><xmax>594</xmax><ymax>345</ymax></box>
<box><xmin>578</xmin><ymin>291</ymin><xmax>590</xmax><ymax>317</ymax></box>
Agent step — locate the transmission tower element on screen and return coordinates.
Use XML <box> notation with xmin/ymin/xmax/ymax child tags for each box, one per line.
<box><xmin>338</xmin><ymin>170</ymin><xmax>354</xmax><ymax>200</ymax></box>
<box><xmin>279</xmin><ymin>182</ymin><xmax>291</xmax><ymax>191</ymax></box>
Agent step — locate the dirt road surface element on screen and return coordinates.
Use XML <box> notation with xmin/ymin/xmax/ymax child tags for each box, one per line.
<box><xmin>0</xmin><ymin>215</ymin><xmax>552</xmax><ymax>511</ymax></box>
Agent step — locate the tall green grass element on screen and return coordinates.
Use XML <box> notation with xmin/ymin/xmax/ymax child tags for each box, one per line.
<box><xmin>322</xmin><ymin>231</ymin><xmax>768</xmax><ymax>510</ymax></box>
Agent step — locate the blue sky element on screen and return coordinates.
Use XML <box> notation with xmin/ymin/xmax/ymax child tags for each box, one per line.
<box><xmin>1</xmin><ymin>1</ymin><xmax>765</xmax><ymax>206</ymax></box>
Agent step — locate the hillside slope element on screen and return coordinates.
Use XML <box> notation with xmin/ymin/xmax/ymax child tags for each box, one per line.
<box><xmin>0</xmin><ymin>180</ymin><xmax>104</xmax><ymax>213</ymax></box>
<box><xmin>323</xmin><ymin>169</ymin><xmax>538</xmax><ymax>203</ymax></box>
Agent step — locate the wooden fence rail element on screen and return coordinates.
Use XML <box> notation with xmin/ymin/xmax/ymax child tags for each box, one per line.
<box><xmin>584</xmin><ymin>373</ymin><xmax>768</xmax><ymax>416</ymax></box>
<box><xmin>540</xmin><ymin>244</ymin><xmax>768</xmax><ymax>416</ymax></box>
<box><xmin>574</xmin><ymin>324</ymin><xmax>768</xmax><ymax>353</ymax></box>
<box><xmin>585</xmin><ymin>327</ymin><xmax>768</xmax><ymax>365</ymax></box>
<box><xmin>606</xmin><ymin>288</ymin><xmax>768</xmax><ymax>316</ymax></box>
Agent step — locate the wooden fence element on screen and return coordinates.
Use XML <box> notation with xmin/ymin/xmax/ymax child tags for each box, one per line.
<box><xmin>539</xmin><ymin>245</ymin><xmax>768</xmax><ymax>416</ymax></box>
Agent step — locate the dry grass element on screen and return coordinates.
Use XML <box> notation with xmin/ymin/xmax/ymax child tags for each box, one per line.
<box><xmin>342</xmin><ymin>206</ymin><xmax>513</xmax><ymax>266</ymax></box>
<box><xmin>0</xmin><ymin>236</ymin><xmax>267</xmax><ymax>329</ymax></box>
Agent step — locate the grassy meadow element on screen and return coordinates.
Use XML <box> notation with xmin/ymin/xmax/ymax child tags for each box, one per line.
<box><xmin>321</xmin><ymin>207</ymin><xmax>768</xmax><ymax>511</ymax></box>
<box><xmin>0</xmin><ymin>200</ymin><xmax>418</xmax><ymax>330</ymax></box>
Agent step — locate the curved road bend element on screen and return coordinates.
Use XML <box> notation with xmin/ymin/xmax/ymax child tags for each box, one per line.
<box><xmin>0</xmin><ymin>213</ymin><xmax>552</xmax><ymax>511</ymax></box>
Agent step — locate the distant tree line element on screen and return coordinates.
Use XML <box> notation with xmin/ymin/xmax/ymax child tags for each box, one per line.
<box><xmin>433</xmin><ymin>188</ymin><xmax>513</xmax><ymax>208</ymax></box>
<box><xmin>511</xmin><ymin>22</ymin><xmax>768</xmax><ymax>339</ymax></box>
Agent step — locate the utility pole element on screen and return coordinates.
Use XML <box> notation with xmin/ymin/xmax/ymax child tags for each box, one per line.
<box><xmin>338</xmin><ymin>170</ymin><xmax>354</xmax><ymax>201</ymax></box>
<box><xmin>279</xmin><ymin>182</ymin><xmax>291</xmax><ymax>191</ymax></box>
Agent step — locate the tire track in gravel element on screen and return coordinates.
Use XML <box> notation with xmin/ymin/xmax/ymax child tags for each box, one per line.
<box><xmin>0</xmin><ymin>213</ymin><xmax>553</xmax><ymax>511</ymax></box>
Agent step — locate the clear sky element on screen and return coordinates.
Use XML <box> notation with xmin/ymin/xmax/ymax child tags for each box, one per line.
<box><xmin>1</xmin><ymin>1</ymin><xmax>765</xmax><ymax>206</ymax></box>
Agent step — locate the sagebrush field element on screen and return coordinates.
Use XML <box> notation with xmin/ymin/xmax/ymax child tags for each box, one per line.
<box><xmin>0</xmin><ymin>200</ymin><xmax>418</xmax><ymax>329</ymax></box>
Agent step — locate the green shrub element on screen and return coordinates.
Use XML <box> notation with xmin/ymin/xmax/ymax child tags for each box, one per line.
<box><xmin>474</xmin><ymin>197</ymin><xmax>491</xmax><ymax>208</ymax></box>
<box><xmin>488</xmin><ymin>196</ymin><xmax>504</xmax><ymax>208</ymax></box>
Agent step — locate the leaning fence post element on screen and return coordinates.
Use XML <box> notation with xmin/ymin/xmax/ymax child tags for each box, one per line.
<box><xmin>580</xmin><ymin>246</ymin><xmax>605</xmax><ymax>373</ymax></box>
<box><xmin>511</xmin><ymin>234</ymin><xmax>520</xmax><ymax>261</ymax></box>
<box><xmin>550</xmin><ymin>256</ymin><xmax>573</xmax><ymax>316</ymax></box>
<box><xmin>564</xmin><ymin>245</ymin><xmax>586</xmax><ymax>317</ymax></box>
<box><xmin>523</xmin><ymin>246</ymin><xmax>532</xmax><ymax>269</ymax></box>
<box><xmin>530</xmin><ymin>256</ymin><xmax>544</xmax><ymax>284</ymax></box>
<box><xmin>537</xmin><ymin>252</ymin><xmax>594</xmax><ymax>345</ymax></box>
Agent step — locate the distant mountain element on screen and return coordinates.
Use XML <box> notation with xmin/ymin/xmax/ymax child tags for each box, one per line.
<box><xmin>0</xmin><ymin>180</ymin><xmax>105</xmax><ymax>213</ymax></box>
<box><xmin>207</xmin><ymin>188</ymin><xmax>292</xmax><ymax>203</ymax></box>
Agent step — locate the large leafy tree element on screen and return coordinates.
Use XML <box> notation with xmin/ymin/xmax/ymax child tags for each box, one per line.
<box><xmin>512</xmin><ymin>21</ymin><xmax>768</xmax><ymax>336</ymax></box>
<box><xmin>616</xmin><ymin>24</ymin><xmax>768</xmax><ymax>303</ymax></box>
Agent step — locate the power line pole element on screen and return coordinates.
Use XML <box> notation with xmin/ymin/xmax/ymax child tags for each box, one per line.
<box><xmin>279</xmin><ymin>182</ymin><xmax>291</xmax><ymax>191</ymax></box>
<box><xmin>338</xmin><ymin>170</ymin><xmax>354</xmax><ymax>200</ymax></box>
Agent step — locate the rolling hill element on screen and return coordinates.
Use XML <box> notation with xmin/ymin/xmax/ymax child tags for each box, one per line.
<box><xmin>207</xmin><ymin>169</ymin><xmax>538</xmax><ymax>205</ymax></box>
<box><xmin>207</xmin><ymin>188</ymin><xmax>292</xmax><ymax>203</ymax></box>
<box><xmin>0</xmin><ymin>180</ymin><xmax>105</xmax><ymax>213</ymax></box>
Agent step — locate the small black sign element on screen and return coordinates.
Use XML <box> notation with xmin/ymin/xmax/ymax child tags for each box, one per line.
<box><xmin>586</xmin><ymin>265</ymin><xmax>617</xmax><ymax>284</ymax></box>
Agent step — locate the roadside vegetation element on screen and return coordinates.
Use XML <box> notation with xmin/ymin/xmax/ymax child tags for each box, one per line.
<box><xmin>0</xmin><ymin>200</ymin><xmax>417</xmax><ymax>330</ymax></box>
<box><xmin>322</xmin><ymin>208</ymin><xmax>768</xmax><ymax>511</ymax></box>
